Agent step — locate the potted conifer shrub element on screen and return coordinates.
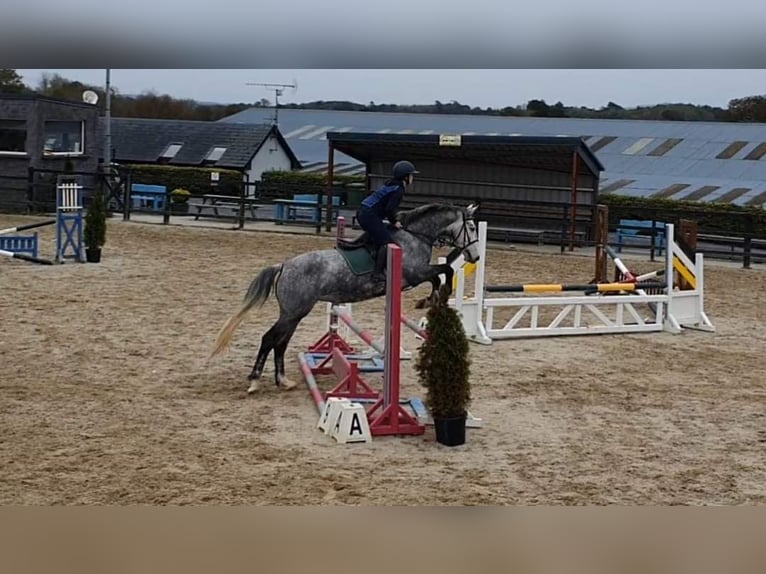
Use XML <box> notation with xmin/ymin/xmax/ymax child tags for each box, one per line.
<box><xmin>169</xmin><ymin>188</ymin><xmax>191</xmax><ymax>215</ymax></box>
<box><xmin>414</xmin><ymin>284</ymin><xmax>472</xmax><ymax>447</ymax></box>
<box><xmin>83</xmin><ymin>189</ymin><xmax>107</xmax><ymax>263</ymax></box>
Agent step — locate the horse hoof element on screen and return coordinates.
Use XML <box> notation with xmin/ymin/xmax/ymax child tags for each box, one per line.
<box><xmin>277</xmin><ymin>376</ymin><xmax>297</xmax><ymax>390</ymax></box>
<box><xmin>247</xmin><ymin>380</ymin><xmax>260</xmax><ymax>394</ymax></box>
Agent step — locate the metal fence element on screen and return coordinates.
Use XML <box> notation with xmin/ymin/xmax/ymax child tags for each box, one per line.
<box><xmin>2</xmin><ymin>167</ymin><xmax>763</xmax><ymax>268</ymax></box>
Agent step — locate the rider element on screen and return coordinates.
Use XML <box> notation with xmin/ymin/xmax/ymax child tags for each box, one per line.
<box><xmin>356</xmin><ymin>160</ymin><xmax>419</xmax><ymax>281</ymax></box>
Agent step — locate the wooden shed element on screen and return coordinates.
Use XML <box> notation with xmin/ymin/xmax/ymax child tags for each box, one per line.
<box><xmin>324</xmin><ymin>132</ymin><xmax>605</xmax><ymax>246</ymax></box>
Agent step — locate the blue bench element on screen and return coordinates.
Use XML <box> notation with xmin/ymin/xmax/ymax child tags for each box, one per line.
<box><xmin>273</xmin><ymin>194</ymin><xmax>342</xmax><ymax>224</ymax></box>
<box><xmin>131</xmin><ymin>184</ymin><xmax>167</xmax><ymax>211</ymax></box>
<box><xmin>616</xmin><ymin>219</ymin><xmax>666</xmax><ymax>254</ymax></box>
<box><xmin>0</xmin><ymin>233</ymin><xmax>38</xmax><ymax>257</ymax></box>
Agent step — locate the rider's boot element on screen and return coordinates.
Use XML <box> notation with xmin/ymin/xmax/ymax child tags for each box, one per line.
<box><xmin>371</xmin><ymin>245</ymin><xmax>387</xmax><ymax>282</ymax></box>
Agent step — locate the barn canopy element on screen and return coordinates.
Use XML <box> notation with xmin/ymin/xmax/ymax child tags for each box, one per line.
<box><xmin>323</xmin><ymin>132</ymin><xmax>605</xmax><ymax>245</ymax></box>
<box><xmin>326</xmin><ymin>132</ymin><xmax>605</xmax><ymax>177</ymax></box>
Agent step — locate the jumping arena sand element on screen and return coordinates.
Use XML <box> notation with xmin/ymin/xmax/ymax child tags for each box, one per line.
<box><xmin>1</xmin><ymin>215</ymin><xmax>765</xmax><ymax>505</ymax></box>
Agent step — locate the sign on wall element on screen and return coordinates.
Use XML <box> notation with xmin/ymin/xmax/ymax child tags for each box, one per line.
<box><xmin>439</xmin><ymin>134</ymin><xmax>462</xmax><ymax>147</ymax></box>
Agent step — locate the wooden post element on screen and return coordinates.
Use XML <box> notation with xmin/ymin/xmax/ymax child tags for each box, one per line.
<box><xmin>324</xmin><ymin>143</ymin><xmax>335</xmax><ymax>233</ymax></box>
<box><xmin>593</xmin><ymin>204</ymin><xmax>609</xmax><ymax>283</ymax></box>
<box><xmin>237</xmin><ymin>178</ymin><xmax>246</xmax><ymax>230</ymax></box>
<box><xmin>26</xmin><ymin>166</ymin><xmax>35</xmax><ymax>214</ymax></box>
<box><xmin>162</xmin><ymin>187</ymin><xmax>171</xmax><ymax>225</ymax></box>
<box><xmin>123</xmin><ymin>170</ymin><xmax>132</xmax><ymax>221</ymax></box>
<box><xmin>743</xmin><ymin>214</ymin><xmax>754</xmax><ymax>269</ymax></box>
<box><xmin>568</xmin><ymin>150</ymin><xmax>579</xmax><ymax>252</ymax></box>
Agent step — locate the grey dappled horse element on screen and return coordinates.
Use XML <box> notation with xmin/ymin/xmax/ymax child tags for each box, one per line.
<box><xmin>210</xmin><ymin>203</ymin><xmax>481</xmax><ymax>393</ymax></box>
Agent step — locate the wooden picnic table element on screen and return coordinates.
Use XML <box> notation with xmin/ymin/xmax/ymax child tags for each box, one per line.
<box><xmin>486</xmin><ymin>226</ymin><xmax>548</xmax><ymax>246</ymax></box>
<box><xmin>190</xmin><ymin>194</ymin><xmax>264</xmax><ymax>220</ymax></box>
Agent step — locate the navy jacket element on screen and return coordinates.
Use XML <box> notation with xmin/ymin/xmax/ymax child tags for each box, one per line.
<box><xmin>361</xmin><ymin>181</ymin><xmax>404</xmax><ymax>223</ymax></box>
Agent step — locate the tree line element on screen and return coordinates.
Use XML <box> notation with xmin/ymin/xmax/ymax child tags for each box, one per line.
<box><xmin>3</xmin><ymin>69</ymin><xmax>766</xmax><ymax>123</ymax></box>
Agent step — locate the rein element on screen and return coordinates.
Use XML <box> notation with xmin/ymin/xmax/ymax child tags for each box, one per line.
<box><xmin>400</xmin><ymin>213</ymin><xmax>478</xmax><ymax>252</ymax></box>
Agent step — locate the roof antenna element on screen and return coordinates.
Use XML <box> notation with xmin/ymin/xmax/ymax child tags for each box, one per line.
<box><xmin>245</xmin><ymin>80</ymin><xmax>298</xmax><ymax>126</ymax></box>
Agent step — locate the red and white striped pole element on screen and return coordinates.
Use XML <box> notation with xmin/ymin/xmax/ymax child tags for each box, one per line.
<box><xmin>333</xmin><ymin>309</ymin><xmax>385</xmax><ymax>356</ymax></box>
<box><xmin>307</xmin><ymin>215</ymin><xmax>355</xmax><ymax>357</ymax></box>
<box><xmin>328</xmin><ymin>215</ymin><xmax>345</xmax><ymax>335</ymax></box>
<box><xmin>401</xmin><ymin>314</ymin><xmax>428</xmax><ymax>340</ymax></box>
<box><xmin>604</xmin><ymin>245</ymin><xmax>636</xmax><ymax>283</ymax></box>
<box><xmin>299</xmin><ymin>352</ymin><xmax>326</xmax><ymax>415</ymax></box>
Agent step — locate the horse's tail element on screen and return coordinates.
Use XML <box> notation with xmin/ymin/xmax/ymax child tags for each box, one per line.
<box><xmin>210</xmin><ymin>264</ymin><xmax>283</xmax><ymax>357</ymax></box>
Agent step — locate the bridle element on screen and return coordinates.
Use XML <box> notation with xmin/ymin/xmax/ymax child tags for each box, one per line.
<box><xmin>401</xmin><ymin>211</ymin><xmax>479</xmax><ymax>254</ymax></box>
<box><xmin>451</xmin><ymin>215</ymin><xmax>480</xmax><ymax>250</ymax></box>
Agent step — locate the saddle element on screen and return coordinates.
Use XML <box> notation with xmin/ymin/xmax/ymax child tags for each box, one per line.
<box><xmin>336</xmin><ymin>221</ymin><xmax>399</xmax><ymax>252</ymax></box>
<box><xmin>336</xmin><ymin>231</ymin><xmax>373</xmax><ymax>252</ymax></box>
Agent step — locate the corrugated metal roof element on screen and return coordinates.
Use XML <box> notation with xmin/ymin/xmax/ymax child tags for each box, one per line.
<box><xmin>603</xmin><ymin>173</ymin><xmax>766</xmax><ymax>207</ymax></box>
<box><xmin>219</xmin><ymin>108</ymin><xmax>766</xmax><ymax>204</ymax></box>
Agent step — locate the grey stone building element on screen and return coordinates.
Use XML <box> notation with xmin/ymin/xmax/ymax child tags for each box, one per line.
<box><xmin>0</xmin><ymin>94</ymin><xmax>100</xmax><ymax>212</ymax></box>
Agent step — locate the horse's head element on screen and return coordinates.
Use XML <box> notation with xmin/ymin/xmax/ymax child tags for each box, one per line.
<box><xmin>444</xmin><ymin>203</ymin><xmax>481</xmax><ymax>263</ymax></box>
<box><xmin>399</xmin><ymin>202</ymin><xmax>481</xmax><ymax>263</ymax></box>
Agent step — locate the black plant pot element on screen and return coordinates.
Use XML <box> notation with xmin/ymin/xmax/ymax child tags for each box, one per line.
<box><xmin>170</xmin><ymin>202</ymin><xmax>189</xmax><ymax>215</ymax></box>
<box><xmin>433</xmin><ymin>412</ymin><xmax>467</xmax><ymax>446</ymax></box>
<box><xmin>85</xmin><ymin>247</ymin><xmax>101</xmax><ymax>263</ymax></box>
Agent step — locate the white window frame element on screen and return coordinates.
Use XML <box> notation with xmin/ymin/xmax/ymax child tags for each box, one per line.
<box><xmin>43</xmin><ymin>120</ymin><xmax>85</xmax><ymax>156</ymax></box>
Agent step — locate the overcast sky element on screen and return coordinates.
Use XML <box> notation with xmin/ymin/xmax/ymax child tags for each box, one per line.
<box><xmin>16</xmin><ymin>69</ymin><xmax>766</xmax><ymax>110</ymax></box>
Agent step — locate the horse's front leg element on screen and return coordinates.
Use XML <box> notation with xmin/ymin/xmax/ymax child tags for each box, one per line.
<box><xmin>414</xmin><ymin>263</ymin><xmax>454</xmax><ymax>309</ymax></box>
<box><xmin>415</xmin><ymin>276</ymin><xmax>441</xmax><ymax>309</ymax></box>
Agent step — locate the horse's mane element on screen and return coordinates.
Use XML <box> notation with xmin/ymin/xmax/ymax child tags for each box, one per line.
<box><xmin>397</xmin><ymin>203</ymin><xmax>461</xmax><ymax>227</ymax></box>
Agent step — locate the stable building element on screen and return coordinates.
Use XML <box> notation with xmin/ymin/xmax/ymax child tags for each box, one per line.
<box><xmin>324</xmin><ymin>131</ymin><xmax>605</xmax><ymax>245</ymax></box>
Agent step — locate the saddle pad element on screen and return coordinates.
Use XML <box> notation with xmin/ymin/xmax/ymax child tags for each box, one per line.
<box><xmin>337</xmin><ymin>245</ymin><xmax>375</xmax><ymax>275</ymax></box>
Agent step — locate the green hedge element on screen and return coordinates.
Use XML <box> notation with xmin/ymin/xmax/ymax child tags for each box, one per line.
<box><xmin>258</xmin><ymin>170</ymin><xmax>368</xmax><ymax>205</ymax></box>
<box><xmin>598</xmin><ymin>193</ymin><xmax>766</xmax><ymax>237</ymax></box>
<box><xmin>123</xmin><ymin>164</ymin><xmax>242</xmax><ymax>196</ymax></box>
<box><xmin>261</xmin><ymin>170</ymin><xmax>366</xmax><ymax>186</ymax></box>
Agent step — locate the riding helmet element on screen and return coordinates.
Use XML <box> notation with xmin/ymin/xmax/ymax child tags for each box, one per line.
<box><xmin>392</xmin><ymin>160</ymin><xmax>419</xmax><ymax>180</ymax></box>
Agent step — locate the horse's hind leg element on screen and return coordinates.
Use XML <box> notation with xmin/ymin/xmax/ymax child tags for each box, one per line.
<box><xmin>247</xmin><ymin>319</ymin><xmax>283</xmax><ymax>393</ymax></box>
<box><xmin>247</xmin><ymin>313</ymin><xmax>306</xmax><ymax>393</ymax></box>
<box><xmin>272</xmin><ymin>317</ymin><xmax>303</xmax><ymax>390</ymax></box>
